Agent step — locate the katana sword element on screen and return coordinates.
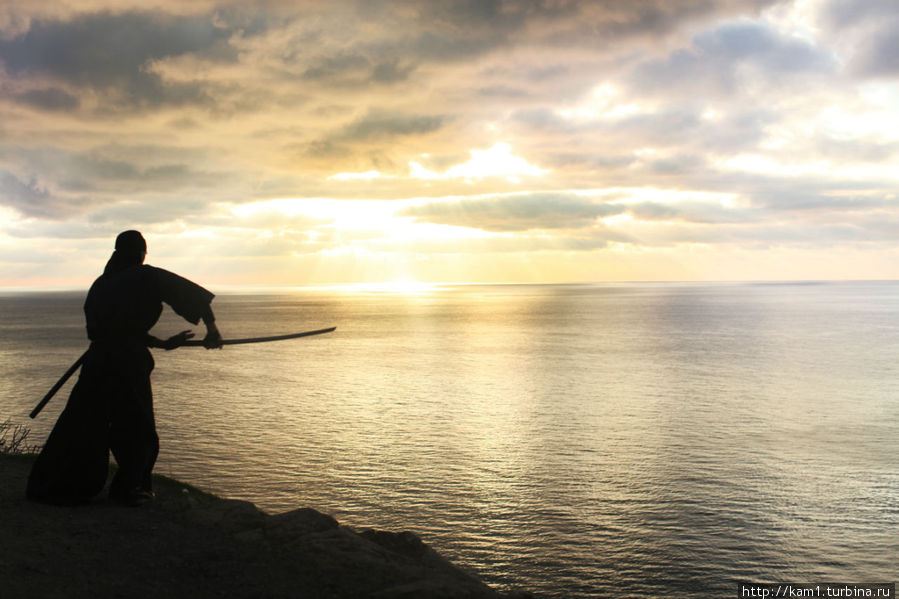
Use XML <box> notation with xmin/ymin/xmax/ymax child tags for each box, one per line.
<box><xmin>180</xmin><ymin>327</ymin><xmax>336</xmax><ymax>346</ymax></box>
<box><xmin>29</xmin><ymin>326</ymin><xmax>336</xmax><ymax>419</ymax></box>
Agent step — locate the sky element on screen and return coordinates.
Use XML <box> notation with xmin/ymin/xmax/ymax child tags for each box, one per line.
<box><xmin>1</xmin><ymin>0</ymin><xmax>898</xmax><ymax>288</ymax></box>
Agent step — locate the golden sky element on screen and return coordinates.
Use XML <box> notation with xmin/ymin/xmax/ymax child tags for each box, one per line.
<box><xmin>1</xmin><ymin>0</ymin><xmax>898</xmax><ymax>287</ymax></box>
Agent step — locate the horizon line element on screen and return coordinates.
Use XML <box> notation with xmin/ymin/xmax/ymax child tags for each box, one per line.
<box><xmin>1</xmin><ymin>278</ymin><xmax>897</xmax><ymax>295</ymax></box>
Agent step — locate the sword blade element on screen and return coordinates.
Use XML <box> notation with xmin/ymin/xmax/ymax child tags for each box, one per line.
<box><xmin>180</xmin><ymin>326</ymin><xmax>336</xmax><ymax>346</ymax></box>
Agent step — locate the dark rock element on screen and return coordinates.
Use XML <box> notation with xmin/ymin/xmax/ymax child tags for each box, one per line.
<box><xmin>268</xmin><ymin>507</ymin><xmax>339</xmax><ymax>538</ymax></box>
<box><xmin>360</xmin><ymin>530</ymin><xmax>429</xmax><ymax>559</ymax></box>
<box><xmin>187</xmin><ymin>498</ymin><xmax>267</xmax><ymax>531</ymax></box>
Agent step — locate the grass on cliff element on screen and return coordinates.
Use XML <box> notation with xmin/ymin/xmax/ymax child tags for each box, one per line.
<box><xmin>0</xmin><ymin>420</ymin><xmax>41</xmax><ymax>457</ymax></box>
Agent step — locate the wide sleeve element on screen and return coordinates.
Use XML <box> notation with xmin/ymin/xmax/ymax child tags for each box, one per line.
<box><xmin>150</xmin><ymin>266</ymin><xmax>215</xmax><ymax>325</ymax></box>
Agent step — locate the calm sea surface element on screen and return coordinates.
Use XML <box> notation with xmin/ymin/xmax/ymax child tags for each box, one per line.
<box><xmin>1</xmin><ymin>282</ymin><xmax>897</xmax><ymax>598</ymax></box>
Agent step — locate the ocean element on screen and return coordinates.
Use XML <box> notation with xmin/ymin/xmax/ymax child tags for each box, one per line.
<box><xmin>1</xmin><ymin>282</ymin><xmax>897</xmax><ymax>598</ymax></box>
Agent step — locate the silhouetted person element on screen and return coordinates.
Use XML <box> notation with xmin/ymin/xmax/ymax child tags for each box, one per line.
<box><xmin>27</xmin><ymin>230</ymin><xmax>223</xmax><ymax>506</ymax></box>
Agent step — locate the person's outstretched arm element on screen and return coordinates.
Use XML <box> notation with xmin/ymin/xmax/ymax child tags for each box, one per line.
<box><xmin>202</xmin><ymin>306</ymin><xmax>223</xmax><ymax>349</ymax></box>
<box><xmin>151</xmin><ymin>266</ymin><xmax>222</xmax><ymax>349</ymax></box>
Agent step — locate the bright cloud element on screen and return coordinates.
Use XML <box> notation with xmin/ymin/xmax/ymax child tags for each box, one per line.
<box><xmin>409</xmin><ymin>143</ymin><xmax>547</xmax><ymax>182</ymax></box>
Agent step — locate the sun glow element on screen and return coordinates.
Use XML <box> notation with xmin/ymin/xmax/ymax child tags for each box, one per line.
<box><xmin>334</xmin><ymin>280</ymin><xmax>442</xmax><ymax>294</ymax></box>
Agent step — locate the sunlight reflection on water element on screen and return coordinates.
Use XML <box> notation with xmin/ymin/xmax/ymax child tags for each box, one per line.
<box><xmin>2</xmin><ymin>283</ymin><xmax>898</xmax><ymax>598</ymax></box>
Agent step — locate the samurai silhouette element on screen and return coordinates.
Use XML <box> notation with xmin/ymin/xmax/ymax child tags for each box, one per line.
<box><xmin>27</xmin><ymin>230</ymin><xmax>223</xmax><ymax>506</ymax></box>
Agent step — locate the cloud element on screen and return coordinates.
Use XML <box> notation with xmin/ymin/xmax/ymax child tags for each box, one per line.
<box><xmin>410</xmin><ymin>0</ymin><xmax>782</xmax><ymax>57</ymax></box>
<box><xmin>402</xmin><ymin>193</ymin><xmax>624</xmax><ymax>231</ymax></box>
<box><xmin>852</xmin><ymin>32</ymin><xmax>899</xmax><ymax>78</ymax></box>
<box><xmin>0</xmin><ymin>170</ymin><xmax>54</xmax><ymax>218</ymax></box>
<box><xmin>0</xmin><ymin>0</ymin><xmax>789</xmax><ymax>120</ymax></box>
<box><xmin>0</xmin><ymin>10</ymin><xmax>239</xmax><ymax>110</ymax></box>
<box><xmin>750</xmin><ymin>188</ymin><xmax>897</xmax><ymax>213</ymax></box>
<box><xmin>338</xmin><ymin>111</ymin><xmax>448</xmax><ymax>142</ymax></box>
<box><xmin>85</xmin><ymin>196</ymin><xmax>211</xmax><ymax>226</ymax></box>
<box><xmin>12</xmin><ymin>87</ymin><xmax>80</xmax><ymax>111</ymax></box>
<box><xmin>302</xmin><ymin>54</ymin><xmax>417</xmax><ymax>86</ymax></box>
<box><xmin>629</xmin><ymin>20</ymin><xmax>835</xmax><ymax>98</ymax></box>
<box><xmin>1</xmin><ymin>220</ymin><xmax>122</xmax><ymax>243</ymax></box>
<box><xmin>302</xmin><ymin>53</ymin><xmax>371</xmax><ymax>81</ymax></box>
<box><xmin>817</xmin><ymin>0</ymin><xmax>899</xmax><ymax>79</ymax></box>
<box><xmin>298</xmin><ymin>110</ymin><xmax>450</xmax><ymax>171</ymax></box>
<box><xmin>627</xmin><ymin>200</ymin><xmax>760</xmax><ymax>224</ymax></box>
<box><xmin>815</xmin><ymin>137</ymin><xmax>899</xmax><ymax>163</ymax></box>
<box><xmin>0</xmin><ymin>144</ymin><xmax>230</xmax><ymax>196</ymax></box>
<box><xmin>819</xmin><ymin>0</ymin><xmax>897</xmax><ymax>29</ymax></box>
<box><xmin>694</xmin><ymin>21</ymin><xmax>833</xmax><ymax>73</ymax></box>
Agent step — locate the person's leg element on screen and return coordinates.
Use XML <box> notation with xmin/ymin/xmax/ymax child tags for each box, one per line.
<box><xmin>108</xmin><ymin>374</ymin><xmax>158</xmax><ymax>504</ymax></box>
<box><xmin>27</xmin><ymin>376</ymin><xmax>110</xmax><ymax>505</ymax></box>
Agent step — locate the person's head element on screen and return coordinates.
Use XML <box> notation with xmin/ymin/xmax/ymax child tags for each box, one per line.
<box><xmin>114</xmin><ymin>230</ymin><xmax>147</xmax><ymax>264</ymax></box>
<box><xmin>104</xmin><ymin>230</ymin><xmax>147</xmax><ymax>274</ymax></box>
